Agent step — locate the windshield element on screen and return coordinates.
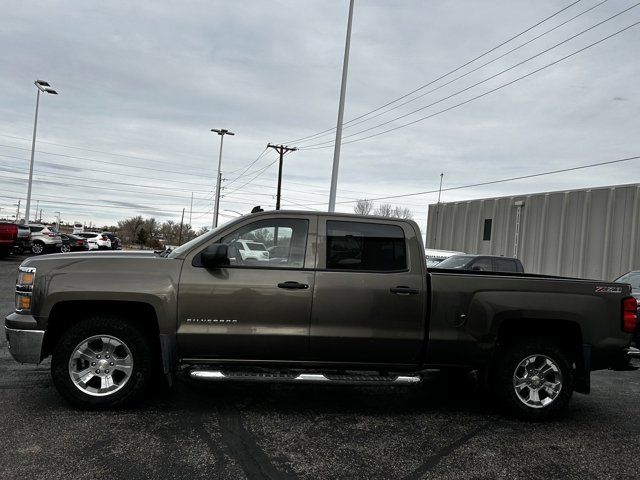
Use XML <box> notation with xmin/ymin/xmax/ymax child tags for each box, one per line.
<box><xmin>167</xmin><ymin>227</ymin><xmax>221</xmax><ymax>258</ymax></box>
<box><xmin>616</xmin><ymin>272</ymin><xmax>640</xmax><ymax>289</ymax></box>
<box><xmin>436</xmin><ymin>255</ymin><xmax>475</xmax><ymax>269</ymax></box>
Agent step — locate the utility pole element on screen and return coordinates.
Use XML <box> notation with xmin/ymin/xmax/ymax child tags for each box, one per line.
<box><xmin>267</xmin><ymin>144</ymin><xmax>297</xmax><ymax>210</ymax></box>
<box><xmin>16</xmin><ymin>200</ymin><xmax>21</xmax><ymax>222</ymax></box>
<box><xmin>189</xmin><ymin>192</ymin><xmax>193</xmax><ymax>226</ymax></box>
<box><xmin>211</xmin><ymin>128</ymin><xmax>235</xmax><ymax>229</ymax></box>
<box><xmin>328</xmin><ymin>0</ymin><xmax>355</xmax><ymax>212</ymax></box>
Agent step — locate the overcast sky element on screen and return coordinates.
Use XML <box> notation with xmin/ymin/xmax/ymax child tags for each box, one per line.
<box><xmin>1</xmin><ymin>0</ymin><xmax>638</xmax><ymax>233</ymax></box>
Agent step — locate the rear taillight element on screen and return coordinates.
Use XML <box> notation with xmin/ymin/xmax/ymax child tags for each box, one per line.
<box><xmin>77</xmin><ymin>240</ymin><xmax>83</xmax><ymax>244</ymax></box>
<box><xmin>46</xmin><ymin>232</ymin><xmax>56</xmax><ymax>237</ymax></box>
<box><xmin>622</xmin><ymin>297</ymin><xmax>638</xmax><ymax>333</ymax></box>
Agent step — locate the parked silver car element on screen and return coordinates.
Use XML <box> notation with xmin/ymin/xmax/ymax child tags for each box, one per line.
<box><xmin>26</xmin><ymin>224</ymin><xmax>62</xmax><ymax>255</ymax></box>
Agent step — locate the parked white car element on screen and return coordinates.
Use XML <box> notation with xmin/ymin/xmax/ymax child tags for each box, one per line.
<box><xmin>232</xmin><ymin>239</ymin><xmax>269</xmax><ymax>262</ymax></box>
<box><xmin>425</xmin><ymin>249</ymin><xmax>466</xmax><ymax>267</ymax></box>
<box><xmin>75</xmin><ymin>232</ymin><xmax>111</xmax><ymax>250</ymax></box>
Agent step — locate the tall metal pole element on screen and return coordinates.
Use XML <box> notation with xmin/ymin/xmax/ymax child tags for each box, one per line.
<box><xmin>15</xmin><ymin>200</ymin><xmax>21</xmax><ymax>222</ymax></box>
<box><xmin>25</xmin><ymin>80</ymin><xmax>58</xmax><ymax>224</ymax></box>
<box><xmin>24</xmin><ymin>88</ymin><xmax>41</xmax><ymax>224</ymax></box>
<box><xmin>189</xmin><ymin>192</ymin><xmax>193</xmax><ymax>226</ymax></box>
<box><xmin>328</xmin><ymin>0</ymin><xmax>355</xmax><ymax>212</ymax></box>
<box><xmin>178</xmin><ymin>208</ymin><xmax>185</xmax><ymax>246</ymax></box>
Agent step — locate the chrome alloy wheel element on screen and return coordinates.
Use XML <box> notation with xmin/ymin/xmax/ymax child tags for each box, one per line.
<box><xmin>68</xmin><ymin>335</ymin><xmax>134</xmax><ymax>397</ymax></box>
<box><xmin>32</xmin><ymin>242</ymin><xmax>44</xmax><ymax>254</ymax></box>
<box><xmin>513</xmin><ymin>355</ymin><xmax>563</xmax><ymax>409</ymax></box>
<box><xmin>61</xmin><ymin>244</ymin><xmax>71</xmax><ymax>253</ymax></box>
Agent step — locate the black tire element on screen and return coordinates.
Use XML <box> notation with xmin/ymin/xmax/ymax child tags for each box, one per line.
<box><xmin>51</xmin><ymin>316</ymin><xmax>154</xmax><ymax>409</ymax></box>
<box><xmin>31</xmin><ymin>241</ymin><xmax>45</xmax><ymax>255</ymax></box>
<box><xmin>493</xmin><ymin>337</ymin><xmax>574</xmax><ymax>421</ymax></box>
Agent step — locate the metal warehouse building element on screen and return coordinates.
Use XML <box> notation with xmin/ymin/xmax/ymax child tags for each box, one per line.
<box><xmin>426</xmin><ymin>183</ymin><xmax>640</xmax><ymax>280</ymax></box>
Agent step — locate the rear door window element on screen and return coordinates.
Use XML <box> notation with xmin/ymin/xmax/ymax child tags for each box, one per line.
<box><xmin>326</xmin><ymin>221</ymin><xmax>406</xmax><ymax>271</ymax></box>
<box><xmin>494</xmin><ymin>258</ymin><xmax>518</xmax><ymax>272</ymax></box>
<box><xmin>469</xmin><ymin>258</ymin><xmax>492</xmax><ymax>271</ymax></box>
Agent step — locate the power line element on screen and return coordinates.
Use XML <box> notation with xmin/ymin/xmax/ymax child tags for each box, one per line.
<box><xmin>301</xmin><ymin>155</ymin><xmax>640</xmax><ymax>206</ymax></box>
<box><xmin>0</xmin><ymin>155</ymin><xmax>212</xmax><ymax>194</ymax></box>
<box><xmin>300</xmin><ymin>18</ymin><xmax>640</xmax><ymax>149</ymax></box>
<box><xmin>285</xmin><ymin>0</ymin><xmax>585</xmax><ymax>144</ymax></box>
<box><xmin>297</xmin><ymin>0</ymin><xmax>610</xmax><ymax>146</ymax></box>
<box><xmin>0</xmin><ymin>142</ymin><xmax>210</xmax><ymax>180</ymax></box>
<box><xmin>0</xmin><ymin>132</ymin><xmax>211</xmax><ymax>168</ymax></box>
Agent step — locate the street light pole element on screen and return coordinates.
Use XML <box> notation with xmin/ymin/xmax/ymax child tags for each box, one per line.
<box><xmin>25</xmin><ymin>80</ymin><xmax>58</xmax><ymax>224</ymax></box>
<box><xmin>328</xmin><ymin>0</ymin><xmax>355</xmax><ymax>212</ymax></box>
<box><xmin>211</xmin><ymin>128</ymin><xmax>235</xmax><ymax>229</ymax></box>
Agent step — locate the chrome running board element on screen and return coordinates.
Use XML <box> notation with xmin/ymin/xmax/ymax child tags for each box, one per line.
<box><xmin>189</xmin><ymin>369</ymin><xmax>422</xmax><ymax>385</ymax></box>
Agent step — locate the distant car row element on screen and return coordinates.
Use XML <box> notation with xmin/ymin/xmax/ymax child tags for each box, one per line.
<box><xmin>0</xmin><ymin>222</ymin><xmax>121</xmax><ymax>256</ymax></box>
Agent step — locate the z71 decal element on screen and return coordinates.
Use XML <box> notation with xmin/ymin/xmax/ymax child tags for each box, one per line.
<box><xmin>595</xmin><ymin>286</ymin><xmax>623</xmax><ymax>294</ymax></box>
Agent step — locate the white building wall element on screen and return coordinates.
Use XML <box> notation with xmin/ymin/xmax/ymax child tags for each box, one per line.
<box><xmin>426</xmin><ymin>183</ymin><xmax>640</xmax><ymax>280</ymax></box>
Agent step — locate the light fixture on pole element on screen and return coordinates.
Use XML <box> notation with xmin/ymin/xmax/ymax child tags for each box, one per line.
<box><xmin>54</xmin><ymin>211</ymin><xmax>61</xmax><ymax>232</ymax></box>
<box><xmin>211</xmin><ymin>128</ymin><xmax>235</xmax><ymax>229</ymax></box>
<box><xmin>25</xmin><ymin>80</ymin><xmax>58</xmax><ymax>224</ymax></box>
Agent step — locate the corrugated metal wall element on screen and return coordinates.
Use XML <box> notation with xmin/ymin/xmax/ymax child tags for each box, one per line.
<box><xmin>426</xmin><ymin>183</ymin><xmax>640</xmax><ymax>280</ymax></box>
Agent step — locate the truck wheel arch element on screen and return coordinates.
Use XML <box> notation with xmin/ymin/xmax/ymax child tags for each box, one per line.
<box><xmin>43</xmin><ymin>301</ymin><xmax>166</xmax><ymax>368</ymax></box>
<box><xmin>492</xmin><ymin>318</ymin><xmax>589</xmax><ymax>394</ymax></box>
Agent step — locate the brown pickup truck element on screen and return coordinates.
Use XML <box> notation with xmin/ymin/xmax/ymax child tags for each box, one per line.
<box><xmin>4</xmin><ymin>211</ymin><xmax>637</xmax><ymax>419</ymax></box>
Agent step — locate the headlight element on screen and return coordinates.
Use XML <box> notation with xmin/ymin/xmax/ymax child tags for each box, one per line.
<box><xmin>15</xmin><ymin>266</ymin><xmax>36</xmax><ymax>313</ymax></box>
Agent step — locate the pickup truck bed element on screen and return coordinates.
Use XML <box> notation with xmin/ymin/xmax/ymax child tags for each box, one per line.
<box><xmin>4</xmin><ymin>211</ymin><xmax>636</xmax><ymax>419</ymax></box>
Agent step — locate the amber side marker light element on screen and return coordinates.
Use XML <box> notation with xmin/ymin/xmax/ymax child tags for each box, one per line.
<box><xmin>15</xmin><ymin>293</ymin><xmax>31</xmax><ymax>311</ymax></box>
<box><xmin>622</xmin><ymin>297</ymin><xmax>638</xmax><ymax>333</ymax></box>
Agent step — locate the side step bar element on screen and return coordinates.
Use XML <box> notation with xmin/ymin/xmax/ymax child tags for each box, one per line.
<box><xmin>189</xmin><ymin>369</ymin><xmax>422</xmax><ymax>385</ymax></box>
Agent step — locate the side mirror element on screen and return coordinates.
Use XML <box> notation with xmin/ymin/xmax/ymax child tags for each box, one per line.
<box><xmin>201</xmin><ymin>244</ymin><xmax>230</xmax><ymax>269</ymax></box>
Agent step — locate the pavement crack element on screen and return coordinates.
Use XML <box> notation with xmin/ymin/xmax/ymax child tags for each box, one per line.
<box><xmin>402</xmin><ymin>423</ymin><xmax>490</xmax><ymax>480</ymax></box>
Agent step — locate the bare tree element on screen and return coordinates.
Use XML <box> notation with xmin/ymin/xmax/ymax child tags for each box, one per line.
<box><xmin>354</xmin><ymin>199</ymin><xmax>373</xmax><ymax>215</ymax></box>
<box><xmin>372</xmin><ymin>203</ymin><xmax>413</xmax><ymax>219</ymax></box>
<box><xmin>392</xmin><ymin>206</ymin><xmax>413</xmax><ymax>219</ymax></box>
<box><xmin>374</xmin><ymin>203</ymin><xmax>393</xmax><ymax>217</ymax></box>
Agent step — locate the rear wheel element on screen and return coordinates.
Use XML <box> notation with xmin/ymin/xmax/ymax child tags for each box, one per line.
<box><xmin>61</xmin><ymin>244</ymin><xmax>71</xmax><ymax>253</ymax></box>
<box><xmin>31</xmin><ymin>241</ymin><xmax>45</xmax><ymax>255</ymax></box>
<box><xmin>51</xmin><ymin>316</ymin><xmax>154</xmax><ymax>408</ymax></box>
<box><xmin>493</xmin><ymin>338</ymin><xmax>574</xmax><ymax>420</ymax></box>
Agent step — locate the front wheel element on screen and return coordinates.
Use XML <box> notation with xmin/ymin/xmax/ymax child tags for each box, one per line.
<box><xmin>493</xmin><ymin>338</ymin><xmax>574</xmax><ymax>420</ymax></box>
<box><xmin>51</xmin><ymin>316</ymin><xmax>154</xmax><ymax>408</ymax></box>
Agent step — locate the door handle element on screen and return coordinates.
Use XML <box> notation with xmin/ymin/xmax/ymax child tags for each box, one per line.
<box><xmin>278</xmin><ymin>281</ymin><xmax>309</xmax><ymax>290</ymax></box>
<box><xmin>390</xmin><ymin>286</ymin><xmax>419</xmax><ymax>295</ymax></box>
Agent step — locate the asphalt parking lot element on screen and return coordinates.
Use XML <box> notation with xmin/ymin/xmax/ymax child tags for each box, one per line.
<box><xmin>1</xmin><ymin>255</ymin><xmax>639</xmax><ymax>480</ymax></box>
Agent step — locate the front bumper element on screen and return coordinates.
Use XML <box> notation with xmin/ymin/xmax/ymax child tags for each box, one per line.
<box><xmin>4</xmin><ymin>313</ymin><xmax>44</xmax><ymax>364</ymax></box>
